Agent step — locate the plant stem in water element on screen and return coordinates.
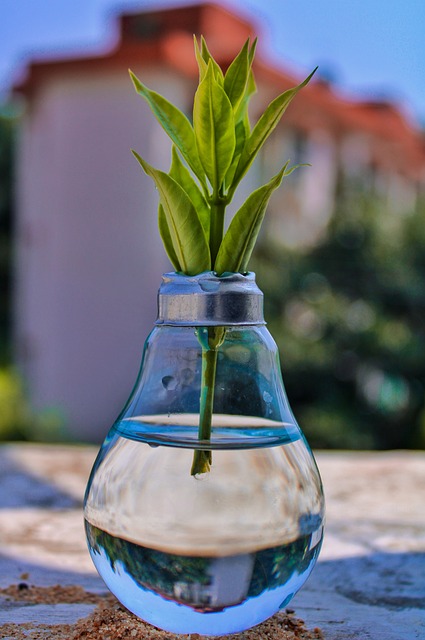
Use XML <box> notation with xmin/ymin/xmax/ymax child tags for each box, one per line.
<box><xmin>191</xmin><ymin>327</ymin><xmax>225</xmax><ymax>476</ymax></box>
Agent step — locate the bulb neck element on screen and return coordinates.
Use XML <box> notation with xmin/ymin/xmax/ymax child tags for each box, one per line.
<box><xmin>156</xmin><ymin>271</ymin><xmax>265</xmax><ymax>326</ymax></box>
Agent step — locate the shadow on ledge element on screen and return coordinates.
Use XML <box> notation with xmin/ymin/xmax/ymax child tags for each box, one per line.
<box><xmin>303</xmin><ymin>550</ymin><xmax>425</xmax><ymax>611</ymax></box>
<box><xmin>0</xmin><ymin>446</ymin><xmax>85</xmax><ymax>509</ymax></box>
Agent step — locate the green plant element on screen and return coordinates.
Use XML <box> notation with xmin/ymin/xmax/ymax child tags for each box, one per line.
<box><xmin>0</xmin><ymin>366</ymin><xmax>68</xmax><ymax>442</ymax></box>
<box><xmin>130</xmin><ymin>37</ymin><xmax>315</xmax><ymax>473</ymax></box>
<box><xmin>0</xmin><ymin>367</ymin><xmax>30</xmax><ymax>440</ymax></box>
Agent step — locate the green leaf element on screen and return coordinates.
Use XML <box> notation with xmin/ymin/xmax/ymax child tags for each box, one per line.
<box><xmin>193</xmin><ymin>36</ymin><xmax>208</xmax><ymax>81</ymax></box>
<box><xmin>169</xmin><ymin>146</ymin><xmax>210</xmax><ymax>237</ymax></box>
<box><xmin>132</xmin><ymin>151</ymin><xmax>211</xmax><ymax>275</ymax></box>
<box><xmin>230</xmin><ymin>68</ymin><xmax>317</xmax><ymax>193</ymax></box>
<box><xmin>225</xmin><ymin>68</ymin><xmax>256</xmax><ymax>191</ymax></box>
<box><xmin>215</xmin><ymin>162</ymin><xmax>295</xmax><ymax>274</ymax></box>
<box><xmin>224</xmin><ymin>111</ymin><xmax>250</xmax><ymax>189</ymax></box>
<box><xmin>200</xmin><ymin>36</ymin><xmax>224</xmax><ymax>84</ymax></box>
<box><xmin>223</xmin><ymin>39</ymin><xmax>250</xmax><ymax>111</ymax></box>
<box><xmin>129</xmin><ymin>70</ymin><xmax>206</xmax><ymax>185</ymax></box>
<box><xmin>242</xmin><ymin>67</ymin><xmax>257</xmax><ymax>111</ymax></box>
<box><xmin>248</xmin><ymin>38</ymin><xmax>257</xmax><ymax>66</ymax></box>
<box><xmin>158</xmin><ymin>204</ymin><xmax>181</xmax><ymax>271</ymax></box>
<box><xmin>193</xmin><ymin>63</ymin><xmax>236</xmax><ymax>192</ymax></box>
<box><xmin>231</xmin><ymin>42</ymin><xmax>257</xmax><ymax>126</ymax></box>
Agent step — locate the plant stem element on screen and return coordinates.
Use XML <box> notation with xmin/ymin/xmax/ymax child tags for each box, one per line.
<box><xmin>191</xmin><ymin>347</ymin><xmax>217</xmax><ymax>475</ymax></box>
<box><xmin>191</xmin><ymin>327</ymin><xmax>225</xmax><ymax>476</ymax></box>
<box><xmin>209</xmin><ymin>200</ymin><xmax>226</xmax><ymax>267</ymax></box>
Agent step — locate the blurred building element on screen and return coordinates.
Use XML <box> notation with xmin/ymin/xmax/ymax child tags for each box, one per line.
<box><xmin>13</xmin><ymin>2</ymin><xmax>425</xmax><ymax>440</ymax></box>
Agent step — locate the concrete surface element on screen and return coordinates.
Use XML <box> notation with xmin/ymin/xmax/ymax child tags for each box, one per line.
<box><xmin>0</xmin><ymin>443</ymin><xmax>423</xmax><ymax>638</ymax></box>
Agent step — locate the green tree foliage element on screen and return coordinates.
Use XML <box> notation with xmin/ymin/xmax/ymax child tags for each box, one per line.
<box><xmin>253</xmin><ymin>178</ymin><xmax>425</xmax><ymax>450</ymax></box>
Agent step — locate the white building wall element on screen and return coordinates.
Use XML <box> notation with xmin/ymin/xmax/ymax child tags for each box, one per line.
<box><xmin>14</xmin><ymin>68</ymin><xmax>188</xmax><ymax>440</ymax></box>
<box><xmin>298</xmin><ymin>131</ymin><xmax>338</xmax><ymax>241</ymax></box>
<box><xmin>260</xmin><ymin>128</ymin><xmax>338</xmax><ymax>247</ymax></box>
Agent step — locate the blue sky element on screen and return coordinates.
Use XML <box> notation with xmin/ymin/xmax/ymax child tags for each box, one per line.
<box><xmin>1</xmin><ymin>0</ymin><xmax>424</xmax><ymax>125</ymax></box>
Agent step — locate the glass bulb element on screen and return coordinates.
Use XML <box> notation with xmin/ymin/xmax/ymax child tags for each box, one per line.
<box><xmin>84</xmin><ymin>273</ymin><xmax>324</xmax><ymax>635</ymax></box>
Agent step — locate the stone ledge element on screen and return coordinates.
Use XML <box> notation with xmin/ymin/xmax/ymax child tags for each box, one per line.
<box><xmin>0</xmin><ymin>444</ymin><xmax>424</xmax><ymax>639</ymax></box>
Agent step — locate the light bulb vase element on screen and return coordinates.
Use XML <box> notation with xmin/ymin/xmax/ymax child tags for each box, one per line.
<box><xmin>84</xmin><ymin>271</ymin><xmax>325</xmax><ymax>636</ymax></box>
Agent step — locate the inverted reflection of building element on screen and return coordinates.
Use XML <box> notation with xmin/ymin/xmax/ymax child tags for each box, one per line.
<box><xmin>86</xmin><ymin>521</ymin><xmax>321</xmax><ymax>611</ymax></box>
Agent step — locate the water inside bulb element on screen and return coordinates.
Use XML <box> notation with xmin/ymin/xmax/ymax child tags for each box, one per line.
<box><xmin>85</xmin><ymin>415</ymin><xmax>323</xmax><ymax>635</ymax></box>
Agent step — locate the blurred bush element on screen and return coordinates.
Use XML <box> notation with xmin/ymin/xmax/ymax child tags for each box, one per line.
<box><xmin>253</xmin><ymin>181</ymin><xmax>425</xmax><ymax>450</ymax></box>
<box><xmin>0</xmin><ymin>366</ymin><xmax>69</xmax><ymax>442</ymax></box>
<box><xmin>0</xmin><ymin>367</ymin><xmax>31</xmax><ymax>440</ymax></box>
